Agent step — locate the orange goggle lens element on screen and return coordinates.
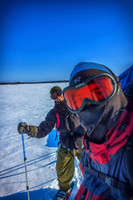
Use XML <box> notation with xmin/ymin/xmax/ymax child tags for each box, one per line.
<box><xmin>64</xmin><ymin>75</ymin><xmax>116</xmax><ymax>112</ymax></box>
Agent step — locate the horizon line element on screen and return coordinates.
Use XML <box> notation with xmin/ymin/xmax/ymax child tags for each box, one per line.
<box><xmin>0</xmin><ymin>80</ymin><xmax>69</xmax><ymax>85</ymax></box>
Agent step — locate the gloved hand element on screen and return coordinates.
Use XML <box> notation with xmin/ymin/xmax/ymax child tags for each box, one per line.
<box><xmin>75</xmin><ymin>136</ymin><xmax>84</xmax><ymax>154</ymax></box>
<box><xmin>18</xmin><ymin>122</ymin><xmax>29</xmax><ymax>134</ymax></box>
<box><xmin>17</xmin><ymin>122</ymin><xmax>38</xmax><ymax>137</ymax></box>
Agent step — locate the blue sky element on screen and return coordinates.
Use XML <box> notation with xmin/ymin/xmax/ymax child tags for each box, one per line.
<box><xmin>0</xmin><ymin>0</ymin><xmax>133</xmax><ymax>82</ymax></box>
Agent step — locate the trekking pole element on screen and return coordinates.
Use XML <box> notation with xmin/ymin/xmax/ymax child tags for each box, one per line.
<box><xmin>21</xmin><ymin>132</ymin><xmax>30</xmax><ymax>200</ymax></box>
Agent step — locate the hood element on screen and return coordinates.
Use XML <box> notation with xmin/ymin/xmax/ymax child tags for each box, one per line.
<box><xmin>77</xmin><ymin>85</ymin><xmax>128</xmax><ymax>144</ymax></box>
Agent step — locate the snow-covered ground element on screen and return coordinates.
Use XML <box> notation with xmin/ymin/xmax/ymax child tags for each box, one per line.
<box><xmin>0</xmin><ymin>83</ymin><xmax>83</xmax><ymax>200</ymax></box>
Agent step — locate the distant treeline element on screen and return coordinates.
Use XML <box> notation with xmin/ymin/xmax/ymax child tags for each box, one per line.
<box><xmin>0</xmin><ymin>80</ymin><xmax>69</xmax><ymax>85</ymax></box>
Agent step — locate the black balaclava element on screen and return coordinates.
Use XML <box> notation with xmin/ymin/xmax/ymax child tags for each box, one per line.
<box><xmin>69</xmin><ymin>62</ymin><xmax>128</xmax><ymax>144</ymax></box>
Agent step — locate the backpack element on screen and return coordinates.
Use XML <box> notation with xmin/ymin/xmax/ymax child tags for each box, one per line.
<box><xmin>119</xmin><ymin>65</ymin><xmax>133</xmax><ymax>100</ymax></box>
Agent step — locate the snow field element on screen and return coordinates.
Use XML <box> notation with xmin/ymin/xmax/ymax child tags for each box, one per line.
<box><xmin>0</xmin><ymin>83</ymin><xmax>82</xmax><ymax>200</ymax></box>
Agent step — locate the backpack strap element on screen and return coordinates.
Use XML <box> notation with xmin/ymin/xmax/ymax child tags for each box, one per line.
<box><xmin>55</xmin><ymin>113</ymin><xmax>60</xmax><ymax>141</ymax></box>
<box><xmin>84</xmin><ymin>165</ymin><xmax>133</xmax><ymax>195</ymax></box>
<box><xmin>56</xmin><ymin>112</ymin><xmax>60</xmax><ymax>129</ymax></box>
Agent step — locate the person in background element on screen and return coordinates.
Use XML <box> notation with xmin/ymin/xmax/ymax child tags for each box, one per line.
<box><xmin>63</xmin><ymin>62</ymin><xmax>133</xmax><ymax>200</ymax></box>
<box><xmin>18</xmin><ymin>86</ymin><xmax>85</xmax><ymax>200</ymax></box>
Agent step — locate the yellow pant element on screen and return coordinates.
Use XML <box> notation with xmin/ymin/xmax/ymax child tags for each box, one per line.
<box><xmin>56</xmin><ymin>145</ymin><xmax>83</xmax><ymax>192</ymax></box>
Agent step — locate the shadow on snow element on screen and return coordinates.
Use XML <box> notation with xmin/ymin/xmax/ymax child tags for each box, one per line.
<box><xmin>0</xmin><ymin>130</ymin><xmax>59</xmax><ymax>199</ymax></box>
<box><xmin>0</xmin><ymin>152</ymin><xmax>56</xmax><ymax>180</ymax></box>
<box><xmin>0</xmin><ymin>130</ymin><xmax>58</xmax><ymax>180</ymax></box>
<box><xmin>0</xmin><ymin>187</ymin><xmax>57</xmax><ymax>200</ymax></box>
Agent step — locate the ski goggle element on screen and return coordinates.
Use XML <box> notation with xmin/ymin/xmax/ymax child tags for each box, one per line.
<box><xmin>63</xmin><ymin>73</ymin><xmax>118</xmax><ymax>113</ymax></box>
<box><xmin>51</xmin><ymin>89</ymin><xmax>62</xmax><ymax>100</ymax></box>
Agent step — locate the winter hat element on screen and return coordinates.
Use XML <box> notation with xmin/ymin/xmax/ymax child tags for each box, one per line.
<box><xmin>69</xmin><ymin>62</ymin><xmax>116</xmax><ymax>85</ymax></box>
<box><xmin>50</xmin><ymin>86</ymin><xmax>62</xmax><ymax>96</ymax></box>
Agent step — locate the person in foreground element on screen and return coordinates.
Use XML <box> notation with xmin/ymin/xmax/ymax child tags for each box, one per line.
<box><xmin>18</xmin><ymin>86</ymin><xmax>85</xmax><ymax>200</ymax></box>
<box><xmin>63</xmin><ymin>62</ymin><xmax>133</xmax><ymax>200</ymax></box>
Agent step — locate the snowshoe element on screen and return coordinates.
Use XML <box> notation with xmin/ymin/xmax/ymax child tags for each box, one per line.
<box><xmin>55</xmin><ymin>182</ymin><xmax>74</xmax><ymax>200</ymax></box>
<box><xmin>55</xmin><ymin>189</ymin><xmax>67</xmax><ymax>200</ymax></box>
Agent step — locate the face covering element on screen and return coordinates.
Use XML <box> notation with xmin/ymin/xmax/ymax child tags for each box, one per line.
<box><xmin>77</xmin><ymin>104</ymin><xmax>106</xmax><ymax>143</ymax></box>
<box><xmin>77</xmin><ymin>86</ymin><xmax>128</xmax><ymax>144</ymax></box>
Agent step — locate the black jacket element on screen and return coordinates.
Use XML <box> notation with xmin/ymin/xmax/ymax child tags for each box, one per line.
<box><xmin>37</xmin><ymin>101</ymin><xmax>85</xmax><ymax>149</ymax></box>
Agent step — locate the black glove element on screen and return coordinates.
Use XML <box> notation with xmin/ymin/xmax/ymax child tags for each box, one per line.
<box><xmin>18</xmin><ymin>122</ymin><xmax>38</xmax><ymax>137</ymax></box>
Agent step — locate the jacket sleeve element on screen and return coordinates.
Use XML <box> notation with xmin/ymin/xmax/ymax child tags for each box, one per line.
<box><xmin>36</xmin><ymin>109</ymin><xmax>57</xmax><ymax>138</ymax></box>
